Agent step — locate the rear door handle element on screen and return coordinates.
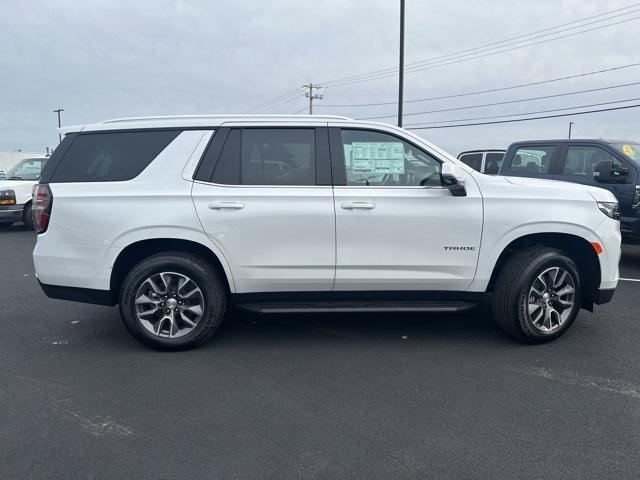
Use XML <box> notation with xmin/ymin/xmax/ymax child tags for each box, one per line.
<box><xmin>341</xmin><ymin>202</ymin><xmax>376</xmax><ymax>210</ymax></box>
<box><xmin>208</xmin><ymin>202</ymin><xmax>245</xmax><ymax>210</ymax></box>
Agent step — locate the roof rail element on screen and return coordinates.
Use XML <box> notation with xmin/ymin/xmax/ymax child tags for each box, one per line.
<box><xmin>101</xmin><ymin>114</ymin><xmax>353</xmax><ymax>124</ymax></box>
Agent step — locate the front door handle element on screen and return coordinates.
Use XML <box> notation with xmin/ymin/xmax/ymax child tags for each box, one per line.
<box><xmin>341</xmin><ymin>202</ymin><xmax>376</xmax><ymax>210</ymax></box>
<box><xmin>208</xmin><ymin>202</ymin><xmax>245</xmax><ymax>210</ymax></box>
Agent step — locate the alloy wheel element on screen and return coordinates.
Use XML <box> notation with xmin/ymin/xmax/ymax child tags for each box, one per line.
<box><xmin>526</xmin><ymin>266</ymin><xmax>576</xmax><ymax>333</ymax></box>
<box><xmin>134</xmin><ymin>272</ymin><xmax>205</xmax><ymax>338</ymax></box>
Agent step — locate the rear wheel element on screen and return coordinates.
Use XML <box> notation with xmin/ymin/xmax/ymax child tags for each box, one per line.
<box><xmin>493</xmin><ymin>246</ymin><xmax>582</xmax><ymax>343</ymax></box>
<box><xmin>119</xmin><ymin>252</ymin><xmax>227</xmax><ymax>350</ymax></box>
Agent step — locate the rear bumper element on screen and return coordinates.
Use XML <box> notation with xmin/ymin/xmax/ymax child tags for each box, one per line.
<box><xmin>38</xmin><ymin>280</ymin><xmax>115</xmax><ymax>306</ymax></box>
<box><xmin>594</xmin><ymin>288</ymin><xmax>615</xmax><ymax>305</ymax></box>
<box><xmin>0</xmin><ymin>204</ymin><xmax>24</xmax><ymax>223</ymax></box>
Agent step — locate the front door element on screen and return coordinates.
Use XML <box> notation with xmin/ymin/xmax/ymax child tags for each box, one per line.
<box><xmin>329</xmin><ymin>126</ymin><xmax>483</xmax><ymax>291</ymax></box>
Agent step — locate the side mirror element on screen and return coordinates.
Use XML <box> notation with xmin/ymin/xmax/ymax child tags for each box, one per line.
<box><xmin>441</xmin><ymin>163</ymin><xmax>467</xmax><ymax>197</ymax></box>
<box><xmin>594</xmin><ymin>160</ymin><xmax>628</xmax><ymax>184</ymax></box>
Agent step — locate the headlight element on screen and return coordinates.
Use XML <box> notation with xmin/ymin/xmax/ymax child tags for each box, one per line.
<box><xmin>0</xmin><ymin>190</ymin><xmax>16</xmax><ymax>206</ymax></box>
<box><xmin>597</xmin><ymin>201</ymin><xmax>620</xmax><ymax>220</ymax></box>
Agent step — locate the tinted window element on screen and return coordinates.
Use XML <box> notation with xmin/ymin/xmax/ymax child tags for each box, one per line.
<box><xmin>610</xmin><ymin>142</ymin><xmax>640</xmax><ymax>164</ymax></box>
<box><xmin>341</xmin><ymin>129</ymin><xmax>441</xmax><ymax>186</ymax></box>
<box><xmin>459</xmin><ymin>153</ymin><xmax>482</xmax><ymax>171</ymax></box>
<box><xmin>52</xmin><ymin>130</ymin><xmax>180</xmax><ymax>182</ymax></box>
<box><xmin>484</xmin><ymin>152</ymin><xmax>504</xmax><ymax>174</ymax></box>
<box><xmin>241</xmin><ymin>129</ymin><xmax>315</xmax><ymax>185</ymax></box>
<box><xmin>563</xmin><ymin>146</ymin><xmax>630</xmax><ymax>182</ymax></box>
<box><xmin>510</xmin><ymin>146</ymin><xmax>554</xmax><ymax>174</ymax></box>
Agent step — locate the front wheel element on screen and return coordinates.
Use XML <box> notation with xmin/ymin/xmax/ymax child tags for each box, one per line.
<box><xmin>22</xmin><ymin>203</ymin><xmax>34</xmax><ymax>230</ymax></box>
<box><xmin>119</xmin><ymin>252</ymin><xmax>227</xmax><ymax>350</ymax></box>
<box><xmin>493</xmin><ymin>246</ymin><xmax>582</xmax><ymax>344</ymax></box>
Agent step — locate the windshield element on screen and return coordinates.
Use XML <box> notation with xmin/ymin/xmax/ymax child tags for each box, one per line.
<box><xmin>611</xmin><ymin>142</ymin><xmax>640</xmax><ymax>164</ymax></box>
<box><xmin>4</xmin><ymin>158</ymin><xmax>47</xmax><ymax>181</ymax></box>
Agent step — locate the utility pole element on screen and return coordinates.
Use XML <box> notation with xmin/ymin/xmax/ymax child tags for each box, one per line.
<box><xmin>53</xmin><ymin>108</ymin><xmax>64</xmax><ymax>142</ymax></box>
<box><xmin>568</xmin><ymin>121</ymin><xmax>574</xmax><ymax>139</ymax></box>
<box><xmin>398</xmin><ymin>0</ymin><xmax>405</xmax><ymax>127</ymax></box>
<box><xmin>302</xmin><ymin>83</ymin><xmax>323</xmax><ymax>115</ymax></box>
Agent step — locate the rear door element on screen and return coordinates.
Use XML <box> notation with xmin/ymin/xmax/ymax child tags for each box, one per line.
<box><xmin>192</xmin><ymin>126</ymin><xmax>336</xmax><ymax>293</ymax></box>
<box><xmin>329</xmin><ymin>125</ymin><xmax>483</xmax><ymax>291</ymax></box>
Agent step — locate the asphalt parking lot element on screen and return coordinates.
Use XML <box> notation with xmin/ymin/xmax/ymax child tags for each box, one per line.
<box><xmin>1</xmin><ymin>226</ymin><xmax>639</xmax><ymax>480</ymax></box>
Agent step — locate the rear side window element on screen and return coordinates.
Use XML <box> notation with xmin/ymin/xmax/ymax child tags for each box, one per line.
<box><xmin>51</xmin><ymin>130</ymin><xmax>180</xmax><ymax>182</ymax></box>
<box><xmin>459</xmin><ymin>153</ymin><xmax>482</xmax><ymax>171</ymax></box>
<box><xmin>484</xmin><ymin>152</ymin><xmax>504</xmax><ymax>174</ymax></box>
<box><xmin>211</xmin><ymin>128</ymin><xmax>316</xmax><ymax>186</ymax></box>
<box><xmin>510</xmin><ymin>146</ymin><xmax>555</xmax><ymax>174</ymax></box>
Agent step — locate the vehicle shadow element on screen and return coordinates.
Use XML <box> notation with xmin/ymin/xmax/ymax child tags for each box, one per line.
<box><xmin>205</xmin><ymin>304</ymin><xmax>511</xmax><ymax>348</ymax></box>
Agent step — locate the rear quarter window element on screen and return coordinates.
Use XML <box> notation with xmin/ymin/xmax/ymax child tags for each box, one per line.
<box><xmin>459</xmin><ymin>153</ymin><xmax>482</xmax><ymax>171</ymax></box>
<box><xmin>50</xmin><ymin>130</ymin><xmax>181</xmax><ymax>182</ymax></box>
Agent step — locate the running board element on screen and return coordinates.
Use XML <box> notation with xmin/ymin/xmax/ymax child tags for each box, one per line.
<box><xmin>235</xmin><ymin>300</ymin><xmax>478</xmax><ymax>314</ymax></box>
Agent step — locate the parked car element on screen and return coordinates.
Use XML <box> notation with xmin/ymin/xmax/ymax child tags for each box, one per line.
<box><xmin>33</xmin><ymin>115</ymin><xmax>620</xmax><ymax>350</ymax></box>
<box><xmin>0</xmin><ymin>157</ymin><xmax>48</xmax><ymax>229</ymax></box>
<box><xmin>458</xmin><ymin>149</ymin><xmax>506</xmax><ymax>174</ymax></box>
<box><xmin>499</xmin><ymin>139</ymin><xmax>640</xmax><ymax>242</ymax></box>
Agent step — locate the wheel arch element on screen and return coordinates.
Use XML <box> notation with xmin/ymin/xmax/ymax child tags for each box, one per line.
<box><xmin>110</xmin><ymin>238</ymin><xmax>235</xmax><ymax>303</ymax></box>
<box><xmin>486</xmin><ymin>232</ymin><xmax>601</xmax><ymax>310</ymax></box>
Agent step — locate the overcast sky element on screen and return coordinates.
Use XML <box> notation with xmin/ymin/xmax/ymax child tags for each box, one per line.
<box><xmin>1</xmin><ymin>0</ymin><xmax>639</xmax><ymax>154</ymax></box>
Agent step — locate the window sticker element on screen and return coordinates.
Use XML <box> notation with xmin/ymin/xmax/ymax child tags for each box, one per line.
<box><xmin>348</xmin><ymin>142</ymin><xmax>405</xmax><ymax>174</ymax></box>
<box><xmin>622</xmin><ymin>144</ymin><xmax>636</xmax><ymax>159</ymax></box>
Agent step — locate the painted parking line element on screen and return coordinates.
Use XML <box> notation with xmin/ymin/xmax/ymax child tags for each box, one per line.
<box><xmin>620</xmin><ymin>277</ymin><xmax>640</xmax><ymax>282</ymax></box>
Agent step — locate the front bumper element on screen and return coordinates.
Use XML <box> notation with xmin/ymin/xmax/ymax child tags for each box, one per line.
<box><xmin>0</xmin><ymin>204</ymin><xmax>24</xmax><ymax>223</ymax></box>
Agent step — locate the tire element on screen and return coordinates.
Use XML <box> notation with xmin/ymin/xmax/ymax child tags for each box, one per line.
<box><xmin>22</xmin><ymin>203</ymin><xmax>34</xmax><ymax>230</ymax></box>
<box><xmin>493</xmin><ymin>246</ymin><xmax>582</xmax><ymax>344</ymax></box>
<box><xmin>119</xmin><ymin>252</ymin><xmax>228</xmax><ymax>351</ymax></box>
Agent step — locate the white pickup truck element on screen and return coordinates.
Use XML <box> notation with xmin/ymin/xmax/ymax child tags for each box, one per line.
<box><xmin>0</xmin><ymin>157</ymin><xmax>48</xmax><ymax>230</ymax></box>
<box><xmin>32</xmin><ymin>115</ymin><xmax>621</xmax><ymax>350</ymax></box>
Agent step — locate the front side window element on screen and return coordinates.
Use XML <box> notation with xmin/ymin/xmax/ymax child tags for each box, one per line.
<box><xmin>563</xmin><ymin>146</ymin><xmax>629</xmax><ymax>182</ymax></box>
<box><xmin>5</xmin><ymin>158</ymin><xmax>47</xmax><ymax>181</ymax></box>
<box><xmin>510</xmin><ymin>146</ymin><xmax>554</xmax><ymax>174</ymax></box>
<box><xmin>459</xmin><ymin>153</ymin><xmax>482</xmax><ymax>171</ymax></box>
<box><xmin>341</xmin><ymin>129</ymin><xmax>441</xmax><ymax>187</ymax></box>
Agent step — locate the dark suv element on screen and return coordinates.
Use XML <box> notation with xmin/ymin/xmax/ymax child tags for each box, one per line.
<box><xmin>499</xmin><ymin>139</ymin><xmax>640</xmax><ymax>242</ymax></box>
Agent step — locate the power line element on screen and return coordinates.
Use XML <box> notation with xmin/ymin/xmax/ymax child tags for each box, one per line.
<box><xmin>355</xmin><ymin>81</ymin><xmax>640</xmax><ymax>120</ymax></box>
<box><xmin>244</xmin><ymin>89</ymin><xmax>302</xmax><ymax>113</ymax></box>
<box><xmin>323</xmin><ymin>3</ymin><xmax>640</xmax><ymax>86</ymax></box>
<box><xmin>319</xmin><ymin>62</ymin><xmax>640</xmax><ymax>107</ymax></box>
<box><xmin>292</xmin><ymin>105</ymin><xmax>309</xmax><ymax>114</ymax></box>
<box><xmin>250</xmin><ymin>91</ymin><xmax>306</xmax><ymax>113</ymax></box>
<box><xmin>321</xmin><ymin>13</ymin><xmax>640</xmax><ymax>88</ymax></box>
<box><xmin>404</xmin><ymin>96</ymin><xmax>640</xmax><ymax>127</ymax></box>
<box><xmin>408</xmin><ymin>103</ymin><xmax>640</xmax><ymax>130</ymax></box>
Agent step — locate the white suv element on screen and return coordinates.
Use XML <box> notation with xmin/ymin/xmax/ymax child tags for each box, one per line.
<box><xmin>33</xmin><ymin>115</ymin><xmax>621</xmax><ymax>350</ymax></box>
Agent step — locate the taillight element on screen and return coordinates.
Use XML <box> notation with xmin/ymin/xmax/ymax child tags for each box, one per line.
<box><xmin>33</xmin><ymin>184</ymin><xmax>53</xmax><ymax>234</ymax></box>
